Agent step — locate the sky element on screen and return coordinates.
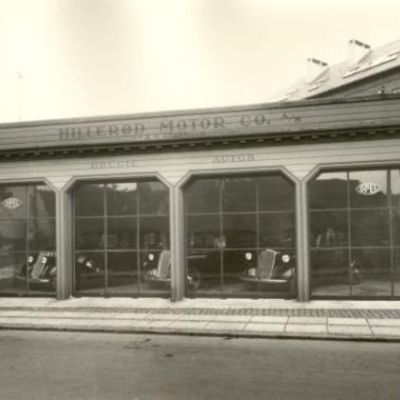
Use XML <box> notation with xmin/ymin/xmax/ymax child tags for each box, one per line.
<box><xmin>1</xmin><ymin>0</ymin><xmax>400</xmax><ymax>123</ymax></box>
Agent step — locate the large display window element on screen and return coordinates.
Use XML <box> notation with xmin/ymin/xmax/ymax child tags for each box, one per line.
<box><xmin>184</xmin><ymin>173</ymin><xmax>296</xmax><ymax>298</ymax></box>
<box><xmin>309</xmin><ymin>168</ymin><xmax>400</xmax><ymax>298</ymax></box>
<box><xmin>73</xmin><ymin>179</ymin><xmax>170</xmax><ymax>296</ymax></box>
<box><xmin>0</xmin><ymin>183</ymin><xmax>56</xmax><ymax>295</ymax></box>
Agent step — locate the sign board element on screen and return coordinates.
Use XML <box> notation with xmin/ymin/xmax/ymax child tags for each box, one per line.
<box><xmin>0</xmin><ymin>97</ymin><xmax>399</xmax><ymax>152</ymax></box>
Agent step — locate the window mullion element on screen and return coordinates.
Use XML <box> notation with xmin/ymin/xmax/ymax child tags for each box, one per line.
<box><xmin>25</xmin><ymin>185</ymin><xmax>30</xmax><ymax>293</ymax></box>
<box><xmin>346</xmin><ymin>171</ymin><xmax>353</xmax><ymax>297</ymax></box>
<box><xmin>103</xmin><ymin>184</ymin><xmax>108</xmax><ymax>295</ymax></box>
<box><xmin>387</xmin><ymin>169</ymin><xmax>395</xmax><ymax>297</ymax></box>
<box><xmin>219</xmin><ymin>180</ymin><xmax>224</xmax><ymax>295</ymax></box>
<box><xmin>137</xmin><ymin>185</ymin><xmax>141</xmax><ymax>294</ymax></box>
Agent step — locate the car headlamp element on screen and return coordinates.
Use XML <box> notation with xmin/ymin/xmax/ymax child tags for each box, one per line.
<box><xmin>41</xmin><ymin>256</ymin><xmax>48</xmax><ymax>263</ymax></box>
<box><xmin>281</xmin><ymin>254</ymin><xmax>290</xmax><ymax>263</ymax></box>
<box><xmin>27</xmin><ymin>256</ymin><xmax>34</xmax><ymax>263</ymax></box>
<box><xmin>77</xmin><ymin>256</ymin><xmax>86</xmax><ymax>263</ymax></box>
<box><xmin>148</xmin><ymin>253</ymin><xmax>155</xmax><ymax>261</ymax></box>
<box><xmin>86</xmin><ymin>260</ymin><xmax>94</xmax><ymax>268</ymax></box>
<box><xmin>245</xmin><ymin>252</ymin><xmax>253</xmax><ymax>261</ymax></box>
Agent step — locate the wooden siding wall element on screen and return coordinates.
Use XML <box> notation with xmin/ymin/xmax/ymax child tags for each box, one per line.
<box><xmin>1</xmin><ymin>138</ymin><xmax>400</xmax><ymax>189</ymax></box>
<box><xmin>1</xmin><ymin>97</ymin><xmax>400</xmax><ymax>151</ymax></box>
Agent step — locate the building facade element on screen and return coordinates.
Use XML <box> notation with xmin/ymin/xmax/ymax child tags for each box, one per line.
<box><xmin>1</xmin><ymin>95</ymin><xmax>400</xmax><ymax>301</ymax></box>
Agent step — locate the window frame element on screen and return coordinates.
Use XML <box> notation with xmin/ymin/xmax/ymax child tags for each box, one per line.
<box><xmin>71</xmin><ymin>175</ymin><xmax>171</xmax><ymax>297</ymax></box>
<box><xmin>182</xmin><ymin>168</ymin><xmax>298</xmax><ymax>298</ymax></box>
<box><xmin>307</xmin><ymin>164</ymin><xmax>400</xmax><ymax>299</ymax></box>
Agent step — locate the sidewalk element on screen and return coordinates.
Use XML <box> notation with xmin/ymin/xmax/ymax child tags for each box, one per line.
<box><xmin>0</xmin><ymin>297</ymin><xmax>400</xmax><ymax>341</ymax></box>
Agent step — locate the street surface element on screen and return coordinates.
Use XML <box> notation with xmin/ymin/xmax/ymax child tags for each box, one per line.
<box><xmin>0</xmin><ymin>330</ymin><xmax>399</xmax><ymax>400</ymax></box>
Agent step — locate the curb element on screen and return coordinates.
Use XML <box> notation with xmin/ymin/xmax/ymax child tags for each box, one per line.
<box><xmin>1</xmin><ymin>322</ymin><xmax>400</xmax><ymax>343</ymax></box>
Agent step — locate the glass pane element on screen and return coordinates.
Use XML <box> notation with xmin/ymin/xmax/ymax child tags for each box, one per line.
<box><xmin>107</xmin><ymin>217</ymin><xmax>137</xmax><ymax>249</ymax></box>
<box><xmin>187</xmin><ymin>216</ymin><xmax>220</xmax><ymax>249</ymax></box>
<box><xmin>139</xmin><ymin>181</ymin><xmax>169</xmax><ymax>215</ymax></box>
<box><xmin>259</xmin><ymin>212</ymin><xmax>295</xmax><ymax>249</ymax></box>
<box><xmin>222</xmin><ymin>250</ymin><xmax>251</xmax><ymax>295</ymax></box>
<box><xmin>222</xmin><ymin>215</ymin><xmax>257</xmax><ymax>249</ymax></box>
<box><xmin>309</xmin><ymin>172</ymin><xmax>347</xmax><ymax>210</ymax></box>
<box><xmin>107</xmin><ymin>251</ymin><xmax>138</xmax><ymax>294</ymax></box>
<box><xmin>309</xmin><ymin>168</ymin><xmax>398</xmax><ymax>299</ymax></box>
<box><xmin>235</xmin><ymin>248</ymin><xmax>296</xmax><ymax>297</ymax></box>
<box><xmin>394</xmin><ymin>249</ymin><xmax>400</xmax><ymax>297</ymax></box>
<box><xmin>351</xmin><ymin>248</ymin><xmax>391</xmax><ymax>297</ymax></box>
<box><xmin>74</xmin><ymin>179</ymin><xmax>170</xmax><ymax>298</ymax></box>
<box><xmin>75</xmin><ymin>251</ymin><xmax>105</xmax><ymax>294</ymax></box>
<box><xmin>185</xmin><ymin>179</ymin><xmax>220</xmax><ymax>214</ymax></box>
<box><xmin>140</xmin><ymin>250</ymin><xmax>171</xmax><ymax>294</ymax></box>
<box><xmin>391</xmin><ymin>209</ymin><xmax>400</xmax><ymax>246</ymax></box>
<box><xmin>222</xmin><ymin>249</ymin><xmax>254</xmax><ymax>281</ymax></box>
<box><xmin>106</xmin><ymin>182</ymin><xmax>138</xmax><ymax>216</ymax></box>
<box><xmin>351</xmin><ymin>210</ymin><xmax>389</xmax><ymax>247</ymax></box>
<box><xmin>140</xmin><ymin>217</ymin><xmax>169</xmax><ymax>250</ymax></box>
<box><xmin>310</xmin><ymin>211</ymin><xmax>348</xmax><ymax>248</ymax></box>
<box><xmin>28</xmin><ymin>219</ymin><xmax>56</xmax><ymax>251</ymax></box>
<box><xmin>0</xmin><ymin>183</ymin><xmax>56</xmax><ymax>296</ymax></box>
<box><xmin>0</xmin><ymin>253</ymin><xmax>27</xmax><ymax>293</ymax></box>
<box><xmin>74</xmin><ymin>183</ymin><xmax>104</xmax><ymax>216</ymax></box>
<box><xmin>75</xmin><ymin>218</ymin><xmax>104</xmax><ymax>250</ymax></box>
<box><xmin>187</xmin><ymin>250</ymin><xmax>221</xmax><ymax>294</ymax></box>
<box><xmin>350</xmin><ymin>170</ymin><xmax>388</xmax><ymax>208</ymax></box>
<box><xmin>0</xmin><ymin>220</ymin><xmax>26</xmax><ymax>251</ymax></box>
<box><xmin>28</xmin><ymin>185</ymin><xmax>55</xmax><ymax>217</ymax></box>
<box><xmin>141</xmin><ymin>249</ymin><xmax>166</xmax><ymax>276</ymax></box>
<box><xmin>0</xmin><ymin>185</ymin><xmax>27</xmax><ymax>218</ymax></box>
<box><xmin>27</xmin><ymin>250</ymin><xmax>57</xmax><ymax>293</ymax></box>
<box><xmin>222</xmin><ymin>177</ymin><xmax>256</xmax><ymax>212</ymax></box>
<box><xmin>258</xmin><ymin>175</ymin><xmax>294</xmax><ymax>211</ymax></box>
<box><xmin>391</xmin><ymin>169</ymin><xmax>400</xmax><ymax>208</ymax></box>
<box><xmin>311</xmin><ymin>249</ymin><xmax>351</xmax><ymax>297</ymax></box>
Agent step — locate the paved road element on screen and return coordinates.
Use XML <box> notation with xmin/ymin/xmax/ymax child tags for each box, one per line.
<box><xmin>0</xmin><ymin>330</ymin><xmax>399</xmax><ymax>400</ymax></box>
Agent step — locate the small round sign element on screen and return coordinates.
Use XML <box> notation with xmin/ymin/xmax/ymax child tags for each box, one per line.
<box><xmin>355</xmin><ymin>182</ymin><xmax>380</xmax><ymax>196</ymax></box>
<box><xmin>1</xmin><ymin>197</ymin><xmax>22</xmax><ymax>209</ymax></box>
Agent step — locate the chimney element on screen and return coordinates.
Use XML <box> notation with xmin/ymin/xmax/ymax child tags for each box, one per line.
<box><xmin>348</xmin><ymin>39</ymin><xmax>370</xmax><ymax>66</ymax></box>
<box><xmin>307</xmin><ymin>58</ymin><xmax>328</xmax><ymax>83</ymax></box>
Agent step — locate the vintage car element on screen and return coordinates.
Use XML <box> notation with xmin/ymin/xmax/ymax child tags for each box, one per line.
<box><xmin>74</xmin><ymin>253</ymin><xmax>104</xmax><ymax>290</ymax></box>
<box><xmin>240</xmin><ymin>248</ymin><xmax>296</xmax><ymax>290</ymax></box>
<box><xmin>143</xmin><ymin>230</ymin><xmax>258</xmax><ymax>289</ymax></box>
<box><xmin>75</xmin><ymin>232</ymin><xmax>170</xmax><ymax>290</ymax></box>
<box><xmin>144</xmin><ymin>230</ymin><xmax>296</xmax><ymax>290</ymax></box>
<box><xmin>15</xmin><ymin>250</ymin><xmax>104</xmax><ymax>291</ymax></box>
<box><xmin>15</xmin><ymin>250</ymin><xmax>57</xmax><ymax>290</ymax></box>
<box><xmin>143</xmin><ymin>249</ymin><xmax>202</xmax><ymax>290</ymax></box>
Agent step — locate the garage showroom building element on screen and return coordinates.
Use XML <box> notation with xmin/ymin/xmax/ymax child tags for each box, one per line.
<box><xmin>1</xmin><ymin>39</ymin><xmax>400</xmax><ymax>302</ymax></box>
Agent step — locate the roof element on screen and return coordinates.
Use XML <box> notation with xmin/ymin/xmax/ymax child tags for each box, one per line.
<box><xmin>269</xmin><ymin>39</ymin><xmax>400</xmax><ymax>102</ymax></box>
